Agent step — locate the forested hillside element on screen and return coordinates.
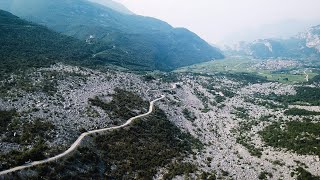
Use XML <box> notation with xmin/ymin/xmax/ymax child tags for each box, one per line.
<box><xmin>0</xmin><ymin>10</ymin><xmax>93</xmax><ymax>75</ymax></box>
<box><xmin>0</xmin><ymin>0</ymin><xmax>224</xmax><ymax>70</ymax></box>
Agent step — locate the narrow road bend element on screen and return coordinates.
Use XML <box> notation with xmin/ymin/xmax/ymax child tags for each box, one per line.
<box><xmin>0</xmin><ymin>95</ymin><xmax>166</xmax><ymax>176</ymax></box>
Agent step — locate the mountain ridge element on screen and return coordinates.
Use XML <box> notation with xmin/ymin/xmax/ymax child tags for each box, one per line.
<box><xmin>225</xmin><ymin>25</ymin><xmax>320</xmax><ymax>59</ymax></box>
<box><xmin>0</xmin><ymin>0</ymin><xmax>224</xmax><ymax>70</ymax></box>
<box><xmin>88</xmin><ymin>0</ymin><xmax>134</xmax><ymax>15</ymax></box>
<box><xmin>0</xmin><ymin>9</ymin><xmax>98</xmax><ymax>75</ymax></box>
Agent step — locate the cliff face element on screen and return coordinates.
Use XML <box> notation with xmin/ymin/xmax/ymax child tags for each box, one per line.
<box><xmin>306</xmin><ymin>25</ymin><xmax>320</xmax><ymax>52</ymax></box>
<box><xmin>225</xmin><ymin>24</ymin><xmax>320</xmax><ymax>59</ymax></box>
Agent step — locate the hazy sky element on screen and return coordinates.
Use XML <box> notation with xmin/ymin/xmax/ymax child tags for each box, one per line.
<box><xmin>111</xmin><ymin>0</ymin><xmax>320</xmax><ymax>44</ymax></box>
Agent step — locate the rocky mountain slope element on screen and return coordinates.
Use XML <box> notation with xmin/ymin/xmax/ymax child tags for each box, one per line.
<box><xmin>305</xmin><ymin>25</ymin><xmax>320</xmax><ymax>52</ymax></box>
<box><xmin>1</xmin><ymin>64</ymin><xmax>319</xmax><ymax>179</ymax></box>
<box><xmin>225</xmin><ymin>25</ymin><xmax>320</xmax><ymax>59</ymax></box>
<box><xmin>0</xmin><ymin>0</ymin><xmax>224</xmax><ymax>70</ymax></box>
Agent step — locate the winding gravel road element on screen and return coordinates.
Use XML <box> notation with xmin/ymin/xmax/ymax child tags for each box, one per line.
<box><xmin>0</xmin><ymin>95</ymin><xmax>166</xmax><ymax>176</ymax></box>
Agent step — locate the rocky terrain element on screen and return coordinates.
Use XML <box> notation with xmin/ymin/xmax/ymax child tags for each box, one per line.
<box><xmin>0</xmin><ymin>64</ymin><xmax>169</xmax><ymax>150</ymax></box>
<box><xmin>159</xmin><ymin>75</ymin><xmax>320</xmax><ymax>179</ymax></box>
<box><xmin>0</xmin><ymin>64</ymin><xmax>320</xmax><ymax>179</ymax></box>
<box><xmin>305</xmin><ymin>25</ymin><xmax>320</xmax><ymax>52</ymax></box>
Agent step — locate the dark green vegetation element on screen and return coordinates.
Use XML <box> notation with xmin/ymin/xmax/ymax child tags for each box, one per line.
<box><xmin>197</xmin><ymin>171</ymin><xmax>217</xmax><ymax>180</ymax></box>
<box><xmin>284</xmin><ymin>108</ymin><xmax>320</xmax><ymax>116</ymax></box>
<box><xmin>3</xmin><ymin>118</ymin><xmax>55</xmax><ymax>145</ymax></box>
<box><xmin>14</xmin><ymin>108</ymin><xmax>202</xmax><ymax>179</ymax></box>
<box><xmin>142</xmin><ymin>72</ymin><xmax>180</xmax><ymax>83</ymax></box>
<box><xmin>235</xmin><ymin>120</ymin><xmax>263</xmax><ymax>157</ymax></box>
<box><xmin>89</xmin><ymin>88</ymin><xmax>149</xmax><ymax>121</ymax></box>
<box><xmin>295</xmin><ymin>167</ymin><xmax>320</xmax><ymax>180</ymax></box>
<box><xmin>233</xmin><ymin>107</ymin><xmax>249</xmax><ymax>119</ymax></box>
<box><xmin>1</xmin><ymin>0</ymin><xmax>223</xmax><ymax>71</ymax></box>
<box><xmin>7</xmin><ymin>147</ymin><xmax>102</xmax><ymax>179</ymax></box>
<box><xmin>244</xmin><ymin>97</ymin><xmax>287</xmax><ymax>109</ymax></box>
<box><xmin>1</xmin><ymin>110</ymin><xmax>55</xmax><ymax>145</ymax></box>
<box><xmin>237</xmin><ymin>136</ymin><xmax>263</xmax><ymax>158</ymax></box>
<box><xmin>193</xmin><ymin>88</ymin><xmax>211</xmax><ymax>110</ymax></box>
<box><xmin>159</xmin><ymin>73</ymin><xmax>180</xmax><ymax>83</ymax></box>
<box><xmin>258</xmin><ymin>171</ymin><xmax>273</xmax><ymax>180</ymax></box>
<box><xmin>182</xmin><ymin>108</ymin><xmax>197</xmax><ymax>122</ymax></box>
<box><xmin>0</xmin><ymin>117</ymin><xmax>55</xmax><ymax>171</ymax></box>
<box><xmin>0</xmin><ymin>71</ymin><xmax>57</xmax><ymax>97</ymax></box>
<box><xmin>0</xmin><ymin>70</ymin><xmax>89</xmax><ymax>98</ymax></box>
<box><xmin>310</xmin><ymin>74</ymin><xmax>320</xmax><ymax>83</ymax></box>
<box><xmin>0</xmin><ymin>141</ymin><xmax>49</xmax><ymax>171</ymax></box>
<box><xmin>232</xmin><ymin>107</ymin><xmax>268</xmax><ymax>158</ymax></box>
<box><xmin>260</xmin><ymin>121</ymin><xmax>320</xmax><ymax>156</ymax></box>
<box><xmin>202</xmin><ymin>81</ymin><xmax>235</xmax><ymax>104</ymax></box>
<box><xmin>0</xmin><ymin>109</ymin><xmax>17</xmax><ymax>131</ymax></box>
<box><xmin>95</xmin><ymin>108</ymin><xmax>202</xmax><ymax>179</ymax></box>
<box><xmin>264</xmin><ymin>86</ymin><xmax>320</xmax><ymax>106</ymax></box>
<box><xmin>0</xmin><ymin>10</ymin><xmax>93</xmax><ymax>76</ymax></box>
<box><xmin>163</xmin><ymin>162</ymin><xmax>198</xmax><ymax>180</ymax></box>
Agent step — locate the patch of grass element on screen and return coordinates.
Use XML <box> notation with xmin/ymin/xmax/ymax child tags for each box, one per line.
<box><xmin>260</xmin><ymin>72</ymin><xmax>317</xmax><ymax>84</ymax></box>
<box><xmin>176</xmin><ymin>57</ymin><xmax>258</xmax><ymax>74</ymax></box>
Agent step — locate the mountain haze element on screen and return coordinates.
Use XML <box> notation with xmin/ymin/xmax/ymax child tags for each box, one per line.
<box><xmin>0</xmin><ymin>0</ymin><xmax>224</xmax><ymax>70</ymax></box>
<box><xmin>225</xmin><ymin>25</ymin><xmax>320</xmax><ymax>59</ymax></box>
<box><xmin>88</xmin><ymin>0</ymin><xmax>133</xmax><ymax>14</ymax></box>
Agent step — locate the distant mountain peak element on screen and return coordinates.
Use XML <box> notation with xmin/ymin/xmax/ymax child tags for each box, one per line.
<box><xmin>225</xmin><ymin>24</ymin><xmax>320</xmax><ymax>59</ymax></box>
<box><xmin>306</xmin><ymin>25</ymin><xmax>320</xmax><ymax>52</ymax></box>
